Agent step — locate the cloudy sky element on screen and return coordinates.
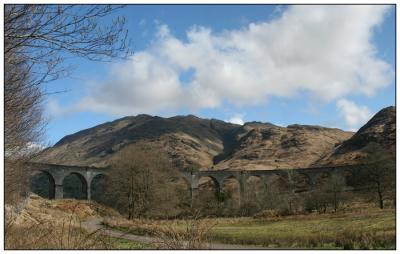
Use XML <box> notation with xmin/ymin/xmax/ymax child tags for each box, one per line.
<box><xmin>45</xmin><ymin>5</ymin><xmax>395</xmax><ymax>145</ymax></box>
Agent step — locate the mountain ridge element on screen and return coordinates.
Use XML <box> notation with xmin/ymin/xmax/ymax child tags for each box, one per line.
<box><xmin>36</xmin><ymin>106</ymin><xmax>395</xmax><ymax>170</ymax></box>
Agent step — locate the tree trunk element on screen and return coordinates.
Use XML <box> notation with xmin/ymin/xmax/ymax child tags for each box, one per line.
<box><xmin>378</xmin><ymin>189</ymin><xmax>384</xmax><ymax>209</ymax></box>
<box><xmin>377</xmin><ymin>181</ymin><xmax>384</xmax><ymax>209</ymax></box>
<box><xmin>333</xmin><ymin>188</ymin><xmax>337</xmax><ymax>213</ymax></box>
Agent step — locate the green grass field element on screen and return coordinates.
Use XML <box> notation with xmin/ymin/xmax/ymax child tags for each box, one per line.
<box><xmin>106</xmin><ymin>208</ymin><xmax>395</xmax><ymax>249</ymax></box>
<box><xmin>208</xmin><ymin>209</ymin><xmax>395</xmax><ymax>249</ymax></box>
<box><xmin>109</xmin><ymin>237</ymin><xmax>152</xmax><ymax>249</ymax></box>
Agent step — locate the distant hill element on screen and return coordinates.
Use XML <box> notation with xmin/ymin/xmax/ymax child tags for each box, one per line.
<box><xmin>36</xmin><ymin>106</ymin><xmax>395</xmax><ymax>170</ymax></box>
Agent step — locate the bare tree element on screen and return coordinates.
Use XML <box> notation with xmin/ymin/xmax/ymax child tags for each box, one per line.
<box><xmin>5</xmin><ymin>5</ymin><xmax>131</xmax><ymax>84</ymax></box>
<box><xmin>361</xmin><ymin>161</ymin><xmax>395</xmax><ymax>209</ymax></box>
<box><xmin>104</xmin><ymin>144</ymin><xmax>185</xmax><ymax>219</ymax></box>
<box><xmin>356</xmin><ymin>145</ymin><xmax>396</xmax><ymax>209</ymax></box>
<box><xmin>4</xmin><ymin>60</ymin><xmax>45</xmax><ymax>204</ymax></box>
<box><xmin>305</xmin><ymin>173</ymin><xmax>346</xmax><ymax>213</ymax></box>
<box><xmin>5</xmin><ymin>4</ymin><xmax>130</xmax><ymax>152</ymax></box>
<box><xmin>284</xmin><ymin>169</ymin><xmax>301</xmax><ymax>214</ymax></box>
<box><xmin>327</xmin><ymin>174</ymin><xmax>347</xmax><ymax>212</ymax></box>
<box><xmin>4</xmin><ymin>4</ymin><xmax>131</xmax><ymax>204</ymax></box>
<box><xmin>262</xmin><ymin>174</ymin><xmax>292</xmax><ymax>214</ymax></box>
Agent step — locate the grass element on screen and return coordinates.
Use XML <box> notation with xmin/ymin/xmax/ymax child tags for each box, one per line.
<box><xmin>10</xmin><ymin>195</ymin><xmax>393</xmax><ymax>249</ymax></box>
<box><xmin>104</xmin><ymin>213</ymin><xmax>217</xmax><ymax>249</ymax></box>
<box><xmin>209</xmin><ymin>210</ymin><xmax>395</xmax><ymax>249</ymax></box>
<box><xmin>5</xmin><ymin>195</ymin><xmax>124</xmax><ymax>250</ymax></box>
<box><xmin>104</xmin><ymin>208</ymin><xmax>395</xmax><ymax>249</ymax></box>
<box><xmin>5</xmin><ymin>218</ymin><xmax>111</xmax><ymax>249</ymax></box>
<box><xmin>109</xmin><ymin>237</ymin><xmax>152</xmax><ymax>249</ymax></box>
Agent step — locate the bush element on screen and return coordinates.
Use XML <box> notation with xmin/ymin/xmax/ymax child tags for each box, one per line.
<box><xmin>5</xmin><ymin>209</ymin><xmax>113</xmax><ymax>249</ymax></box>
<box><xmin>104</xmin><ymin>212</ymin><xmax>217</xmax><ymax>249</ymax></box>
<box><xmin>154</xmin><ymin>213</ymin><xmax>217</xmax><ymax>249</ymax></box>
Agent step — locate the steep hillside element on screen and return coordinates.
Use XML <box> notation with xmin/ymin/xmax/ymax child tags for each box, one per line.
<box><xmin>316</xmin><ymin>106</ymin><xmax>395</xmax><ymax>166</ymax></box>
<box><xmin>36</xmin><ymin>115</ymin><xmax>239</xmax><ymax>169</ymax></box>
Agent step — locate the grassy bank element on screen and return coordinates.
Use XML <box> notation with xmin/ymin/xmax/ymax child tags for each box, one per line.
<box><xmin>5</xmin><ymin>195</ymin><xmax>125</xmax><ymax>249</ymax></box>
<box><xmin>105</xmin><ymin>208</ymin><xmax>395</xmax><ymax>249</ymax></box>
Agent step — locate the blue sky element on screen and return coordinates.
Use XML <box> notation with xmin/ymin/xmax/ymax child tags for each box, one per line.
<box><xmin>44</xmin><ymin>5</ymin><xmax>395</xmax><ymax>145</ymax></box>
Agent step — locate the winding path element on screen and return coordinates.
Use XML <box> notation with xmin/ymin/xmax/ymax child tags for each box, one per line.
<box><xmin>82</xmin><ymin>218</ymin><xmax>267</xmax><ymax>250</ymax></box>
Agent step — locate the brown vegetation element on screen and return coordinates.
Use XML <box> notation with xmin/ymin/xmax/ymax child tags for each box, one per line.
<box><xmin>98</xmin><ymin>143</ymin><xmax>191</xmax><ymax>219</ymax></box>
<box><xmin>318</xmin><ymin>106</ymin><xmax>395</xmax><ymax>165</ymax></box>
<box><xmin>5</xmin><ymin>195</ymin><xmax>121</xmax><ymax>249</ymax></box>
<box><xmin>5</xmin><ymin>216</ymin><xmax>110</xmax><ymax>249</ymax></box>
<box><xmin>104</xmin><ymin>205</ymin><xmax>395</xmax><ymax>249</ymax></box>
<box><xmin>153</xmin><ymin>213</ymin><xmax>217</xmax><ymax>249</ymax></box>
<box><xmin>35</xmin><ymin>114</ymin><xmax>354</xmax><ymax>170</ymax></box>
<box><xmin>103</xmin><ymin>211</ymin><xmax>217</xmax><ymax>249</ymax></box>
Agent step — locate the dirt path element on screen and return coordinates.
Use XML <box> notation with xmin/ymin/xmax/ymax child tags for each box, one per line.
<box><xmin>82</xmin><ymin>218</ymin><xmax>267</xmax><ymax>249</ymax></box>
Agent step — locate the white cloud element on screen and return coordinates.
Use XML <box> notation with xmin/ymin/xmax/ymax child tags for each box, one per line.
<box><xmin>226</xmin><ymin>114</ymin><xmax>245</xmax><ymax>125</ymax></box>
<box><xmin>47</xmin><ymin>99</ymin><xmax>63</xmax><ymax>117</ymax></box>
<box><xmin>61</xmin><ymin>5</ymin><xmax>393</xmax><ymax>117</ymax></box>
<box><xmin>47</xmin><ymin>98</ymin><xmax>82</xmax><ymax>118</ymax></box>
<box><xmin>336</xmin><ymin>99</ymin><xmax>373</xmax><ymax>131</ymax></box>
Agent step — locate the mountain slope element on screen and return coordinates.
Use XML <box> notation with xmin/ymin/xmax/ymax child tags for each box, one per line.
<box><xmin>37</xmin><ymin>115</ymin><xmax>239</xmax><ymax>169</ymax></box>
<box><xmin>36</xmin><ymin>113</ymin><xmax>358</xmax><ymax>170</ymax></box>
<box><xmin>316</xmin><ymin>106</ymin><xmax>395</xmax><ymax>166</ymax></box>
<box><xmin>214</xmin><ymin>123</ymin><xmax>353</xmax><ymax>170</ymax></box>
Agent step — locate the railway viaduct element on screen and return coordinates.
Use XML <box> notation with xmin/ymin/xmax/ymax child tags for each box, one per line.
<box><xmin>28</xmin><ymin>162</ymin><xmax>363</xmax><ymax>202</ymax></box>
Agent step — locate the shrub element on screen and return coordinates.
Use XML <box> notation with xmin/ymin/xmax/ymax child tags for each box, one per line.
<box><xmin>154</xmin><ymin>214</ymin><xmax>217</xmax><ymax>249</ymax></box>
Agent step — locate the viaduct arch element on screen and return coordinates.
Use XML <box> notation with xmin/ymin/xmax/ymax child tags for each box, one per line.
<box><xmin>178</xmin><ymin>165</ymin><xmax>362</xmax><ymax>206</ymax></box>
<box><xmin>29</xmin><ymin>163</ymin><xmax>107</xmax><ymax>200</ymax></box>
<box><xmin>29</xmin><ymin>162</ymin><xmax>363</xmax><ymax>202</ymax></box>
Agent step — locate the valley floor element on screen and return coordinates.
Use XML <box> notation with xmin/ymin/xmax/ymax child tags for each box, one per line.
<box><xmin>104</xmin><ymin>207</ymin><xmax>395</xmax><ymax>249</ymax></box>
<box><xmin>5</xmin><ymin>195</ymin><xmax>395</xmax><ymax>250</ymax></box>
<box><xmin>210</xmin><ymin>209</ymin><xmax>395</xmax><ymax>249</ymax></box>
<box><xmin>83</xmin><ymin>217</ymin><xmax>266</xmax><ymax>249</ymax></box>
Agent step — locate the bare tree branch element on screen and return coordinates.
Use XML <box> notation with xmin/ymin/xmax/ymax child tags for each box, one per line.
<box><xmin>5</xmin><ymin>4</ymin><xmax>132</xmax><ymax>205</ymax></box>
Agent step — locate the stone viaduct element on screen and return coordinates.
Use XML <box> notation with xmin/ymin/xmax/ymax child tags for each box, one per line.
<box><xmin>28</xmin><ymin>162</ymin><xmax>363</xmax><ymax>203</ymax></box>
<box><xmin>179</xmin><ymin>165</ymin><xmax>361</xmax><ymax>206</ymax></box>
<box><xmin>29</xmin><ymin>163</ymin><xmax>107</xmax><ymax>200</ymax></box>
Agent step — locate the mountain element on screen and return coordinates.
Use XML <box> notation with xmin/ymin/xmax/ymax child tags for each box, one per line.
<box><xmin>36</xmin><ymin>106</ymin><xmax>395</xmax><ymax>170</ymax></box>
<box><xmin>37</xmin><ymin>114</ymin><xmax>239</xmax><ymax>169</ymax></box>
<box><xmin>214</xmin><ymin>123</ymin><xmax>352</xmax><ymax>170</ymax></box>
<box><xmin>315</xmin><ymin>106</ymin><xmax>396</xmax><ymax>166</ymax></box>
